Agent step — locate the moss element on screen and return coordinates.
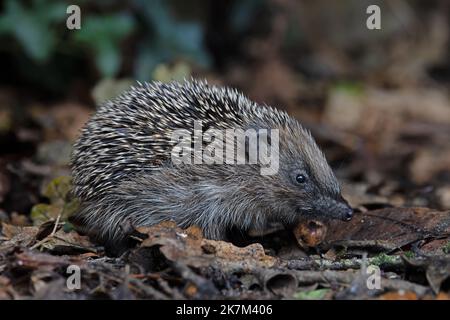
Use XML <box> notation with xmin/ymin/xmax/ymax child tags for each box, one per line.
<box><xmin>293</xmin><ymin>288</ymin><xmax>329</xmax><ymax>300</ymax></box>
<box><xmin>442</xmin><ymin>241</ymin><xmax>450</xmax><ymax>254</ymax></box>
<box><xmin>370</xmin><ymin>253</ymin><xmax>400</xmax><ymax>266</ymax></box>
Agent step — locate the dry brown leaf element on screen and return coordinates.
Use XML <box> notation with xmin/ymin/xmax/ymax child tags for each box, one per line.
<box><xmin>1</xmin><ymin>223</ymin><xmax>39</xmax><ymax>247</ymax></box>
<box><xmin>40</xmin><ymin>229</ymin><xmax>95</xmax><ymax>253</ymax></box>
<box><xmin>325</xmin><ymin>207</ymin><xmax>450</xmax><ymax>251</ymax></box>
<box><xmin>137</xmin><ymin>222</ymin><xmax>277</xmax><ymax>272</ymax></box>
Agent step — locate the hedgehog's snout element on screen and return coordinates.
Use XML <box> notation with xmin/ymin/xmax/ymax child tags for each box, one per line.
<box><xmin>342</xmin><ymin>206</ymin><xmax>353</xmax><ymax>221</ymax></box>
<box><xmin>313</xmin><ymin>196</ymin><xmax>353</xmax><ymax>222</ymax></box>
<box><xmin>339</xmin><ymin>196</ymin><xmax>353</xmax><ymax>221</ymax></box>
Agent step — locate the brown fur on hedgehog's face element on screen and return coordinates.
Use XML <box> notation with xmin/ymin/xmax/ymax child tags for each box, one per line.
<box><xmin>258</xmin><ymin>124</ymin><xmax>353</xmax><ymax>225</ymax></box>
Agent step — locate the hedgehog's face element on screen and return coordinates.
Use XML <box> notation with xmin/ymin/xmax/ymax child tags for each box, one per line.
<box><xmin>270</xmin><ymin>126</ymin><xmax>353</xmax><ymax>224</ymax></box>
<box><xmin>277</xmin><ymin>165</ymin><xmax>353</xmax><ymax>223</ymax></box>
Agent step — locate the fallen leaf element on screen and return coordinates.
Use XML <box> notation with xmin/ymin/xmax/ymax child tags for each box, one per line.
<box><xmin>1</xmin><ymin>223</ymin><xmax>39</xmax><ymax>247</ymax></box>
<box><xmin>39</xmin><ymin>229</ymin><xmax>95</xmax><ymax>254</ymax></box>
<box><xmin>137</xmin><ymin>222</ymin><xmax>278</xmax><ymax>272</ymax></box>
<box><xmin>324</xmin><ymin>207</ymin><xmax>450</xmax><ymax>252</ymax></box>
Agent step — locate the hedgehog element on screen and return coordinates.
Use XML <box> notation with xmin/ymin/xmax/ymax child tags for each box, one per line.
<box><xmin>71</xmin><ymin>79</ymin><xmax>352</xmax><ymax>252</ymax></box>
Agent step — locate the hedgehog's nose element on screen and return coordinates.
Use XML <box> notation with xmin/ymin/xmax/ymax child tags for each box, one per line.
<box><xmin>343</xmin><ymin>207</ymin><xmax>353</xmax><ymax>221</ymax></box>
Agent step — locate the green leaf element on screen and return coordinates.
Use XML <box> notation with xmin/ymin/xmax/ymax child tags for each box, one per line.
<box><xmin>42</xmin><ymin>176</ymin><xmax>73</xmax><ymax>202</ymax></box>
<box><xmin>30</xmin><ymin>203</ymin><xmax>60</xmax><ymax>225</ymax></box>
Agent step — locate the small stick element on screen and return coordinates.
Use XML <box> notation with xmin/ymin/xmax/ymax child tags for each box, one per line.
<box><xmin>30</xmin><ymin>214</ymin><xmax>62</xmax><ymax>250</ymax></box>
<box><xmin>50</xmin><ymin>214</ymin><xmax>61</xmax><ymax>236</ymax></box>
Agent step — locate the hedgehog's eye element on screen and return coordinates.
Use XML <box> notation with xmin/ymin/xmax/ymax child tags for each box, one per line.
<box><xmin>295</xmin><ymin>174</ymin><xmax>307</xmax><ymax>184</ymax></box>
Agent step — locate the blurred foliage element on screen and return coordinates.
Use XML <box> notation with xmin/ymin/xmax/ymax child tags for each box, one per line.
<box><xmin>133</xmin><ymin>0</ymin><xmax>210</xmax><ymax>81</ymax></box>
<box><xmin>0</xmin><ymin>0</ymin><xmax>228</xmax><ymax>92</ymax></box>
<box><xmin>0</xmin><ymin>0</ymin><xmax>67</xmax><ymax>62</ymax></box>
<box><xmin>1</xmin><ymin>0</ymin><xmax>447</xmax><ymax>97</ymax></box>
<box><xmin>74</xmin><ymin>13</ymin><xmax>135</xmax><ymax>77</ymax></box>
<box><xmin>91</xmin><ymin>78</ymin><xmax>135</xmax><ymax>104</ymax></box>
<box><xmin>152</xmin><ymin>61</ymin><xmax>191</xmax><ymax>83</ymax></box>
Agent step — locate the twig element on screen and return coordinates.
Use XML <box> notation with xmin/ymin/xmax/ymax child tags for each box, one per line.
<box><xmin>292</xmin><ymin>269</ymin><xmax>357</xmax><ymax>285</ymax></box>
<box><xmin>291</xmin><ymin>269</ymin><xmax>430</xmax><ymax>296</ymax></box>
<box><xmin>50</xmin><ymin>214</ymin><xmax>61</xmax><ymax>236</ymax></box>
<box><xmin>128</xmin><ymin>278</ymin><xmax>169</xmax><ymax>299</ymax></box>
<box><xmin>30</xmin><ymin>214</ymin><xmax>62</xmax><ymax>250</ymax></box>
<box><xmin>286</xmin><ymin>255</ymin><xmax>404</xmax><ymax>271</ymax></box>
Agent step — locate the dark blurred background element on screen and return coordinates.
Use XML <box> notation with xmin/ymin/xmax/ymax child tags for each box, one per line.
<box><xmin>0</xmin><ymin>0</ymin><xmax>449</xmax><ymax>224</ymax></box>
